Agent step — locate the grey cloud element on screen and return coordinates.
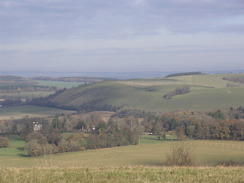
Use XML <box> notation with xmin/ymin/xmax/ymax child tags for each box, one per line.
<box><xmin>1</xmin><ymin>0</ymin><xmax>244</xmax><ymax>42</ymax></box>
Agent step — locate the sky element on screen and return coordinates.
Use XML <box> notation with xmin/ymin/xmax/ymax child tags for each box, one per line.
<box><xmin>1</xmin><ymin>0</ymin><xmax>244</xmax><ymax>73</ymax></box>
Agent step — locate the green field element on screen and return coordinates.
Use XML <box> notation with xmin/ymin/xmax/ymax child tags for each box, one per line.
<box><xmin>0</xmin><ymin>105</ymin><xmax>74</xmax><ymax>120</ymax></box>
<box><xmin>0</xmin><ymin>136</ymin><xmax>243</xmax><ymax>182</ymax></box>
<box><xmin>40</xmin><ymin>73</ymin><xmax>244</xmax><ymax>111</ymax></box>
<box><xmin>0</xmin><ymin>135</ymin><xmax>243</xmax><ymax>168</ymax></box>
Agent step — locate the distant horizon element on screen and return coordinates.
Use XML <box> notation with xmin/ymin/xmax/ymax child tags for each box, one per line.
<box><xmin>0</xmin><ymin>69</ymin><xmax>243</xmax><ymax>79</ymax></box>
<box><xmin>1</xmin><ymin>69</ymin><xmax>243</xmax><ymax>73</ymax></box>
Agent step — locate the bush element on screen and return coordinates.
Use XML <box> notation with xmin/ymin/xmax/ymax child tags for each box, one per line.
<box><xmin>26</xmin><ymin>132</ymin><xmax>47</xmax><ymax>144</ymax></box>
<box><xmin>0</xmin><ymin>137</ymin><xmax>9</xmax><ymax>148</ymax></box>
<box><xmin>163</xmin><ymin>86</ymin><xmax>190</xmax><ymax>99</ymax></box>
<box><xmin>165</xmin><ymin>141</ymin><xmax>195</xmax><ymax>166</ymax></box>
<box><xmin>25</xmin><ymin>139</ymin><xmax>58</xmax><ymax>157</ymax></box>
<box><xmin>207</xmin><ymin>110</ymin><xmax>225</xmax><ymax>119</ymax></box>
<box><xmin>25</xmin><ymin>139</ymin><xmax>42</xmax><ymax>156</ymax></box>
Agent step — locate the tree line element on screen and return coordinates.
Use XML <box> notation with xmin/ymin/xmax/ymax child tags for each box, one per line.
<box><xmin>0</xmin><ymin>106</ymin><xmax>243</xmax><ymax>156</ymax></box>
<box><xmin>0</xmin><ymin>115</ymin><xmax>141</xmax><ymax>156</ymax></box>
<box><xmin>112</xmin><ymin>106</ymin><xmax>244</xmax><ymax>140</ymax></box>
<box><xmin>142</xmin><ymin>108</ymin><xmax>244</xmax><ymax>140</ymax></box>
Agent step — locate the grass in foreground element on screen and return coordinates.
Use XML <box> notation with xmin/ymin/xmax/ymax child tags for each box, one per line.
<box><xmin>0</xmin><ymin>167</ymin><xmax>243</xmax><ymax>183</ymax></box>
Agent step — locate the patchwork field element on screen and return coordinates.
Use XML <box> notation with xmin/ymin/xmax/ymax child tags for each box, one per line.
<box><xmin>0</xmin><ymin>91</ymin><xmax>53</xmax><ymax>98</ymax></box>
<box><xmin>0</xmin><ymin>76</ymin><xmax>85</xmax><ymax>103</ymax></box>
<box><xmin>0</xmin><ymin>105</ymin><xmax>74</xmax><ymax>120</ymax></box>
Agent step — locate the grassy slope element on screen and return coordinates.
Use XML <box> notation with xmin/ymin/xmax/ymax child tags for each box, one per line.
<box><xmin>44</xmin><ymin>73</ymin><xmax>244</xmax><ymax>111</ymax></box>
<box><xmin>0</xmin><ymin>105</ymin><xmax>74</xmax><ymax>120</ymax></box>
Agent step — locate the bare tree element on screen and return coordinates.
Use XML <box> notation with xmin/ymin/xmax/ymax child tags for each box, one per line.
<box><xmin>165</xmin><ymin>141</ymin><xmax>195</xmax><ymax>166</ymax></box>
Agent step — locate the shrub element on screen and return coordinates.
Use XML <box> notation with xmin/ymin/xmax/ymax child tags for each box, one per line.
<box><xmin>25</xmin><ymin>139</ymin><xmax>42</xmax><ymax>156</ymax></box>
<box><xmin>26</xmin><ymin>132</ymin><xmax>47</xmax><ymax>144</ymax></box>
<box><xmin>207</xmin><ymin>110</ymin><xmax>225</xmax><ymax>119</ymax></box>
<box><xmin>165</xmin><ymin>141</ymin><xmax>195</xmax><ymax>166</ymax></box>
<box><xmin>25</xmin><ymin>139</ymin><xmax>58</xmax><ymax>157</ymax></box>
<box><xmin>163</xmin><ymin>86</ymin><xmax>190</xmax><ymax>99</ymax></box>
<box><xmin>0</xmin><ymin>137</ymin><xmax>9</xmax><ymax>148</ymax></box>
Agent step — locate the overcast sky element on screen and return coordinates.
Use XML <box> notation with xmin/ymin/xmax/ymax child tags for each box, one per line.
<box><xmin>1</xmin><ymin>0</ymin><xmax>244</xmax><ymax>72</ymax></box>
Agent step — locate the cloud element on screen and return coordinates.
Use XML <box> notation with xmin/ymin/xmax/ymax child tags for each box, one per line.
<box><xmin>0</xmin><ymin>0</ymin><xmax>244</xmax><ymax>73</ymax></box>
<box><xmin>2</xmin><ymin>1</ymin><xmax>11</xmax><ymax>8</ymax></box>
<box><xmin>132</xmin><ymin>0</ymin><xmax>146</xmax><ymax>6</ymax></box>
<box><xmin>1</xmin><ymin>0</ymin><xmax>243</xmax><ymax>44</ymax></box>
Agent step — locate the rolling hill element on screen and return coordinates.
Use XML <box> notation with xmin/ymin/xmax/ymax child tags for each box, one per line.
<box><xmin>30</xmin><ymin>73</ymin><xmax>244</xmax><ymax>111</ymax></box>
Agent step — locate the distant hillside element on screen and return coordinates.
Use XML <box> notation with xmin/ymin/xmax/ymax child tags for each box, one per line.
<box><xmin>31</xmin><ymin>76</ymin><xmax>109</xmax><ymax>83</ymax></box>
<box><xmin>223</xmin><ymin>75</ymin><xmax>244</xmax><ymax>85</ymax></box>
<box><xmin>30</xmin><ymin>73</ymin><xmax>244</xmax><ymax>112</ymax></box>
<box><xmin>0</xmin><ymin>75</ymin><xmax>85</xmax><ymax>105</ymax></box>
